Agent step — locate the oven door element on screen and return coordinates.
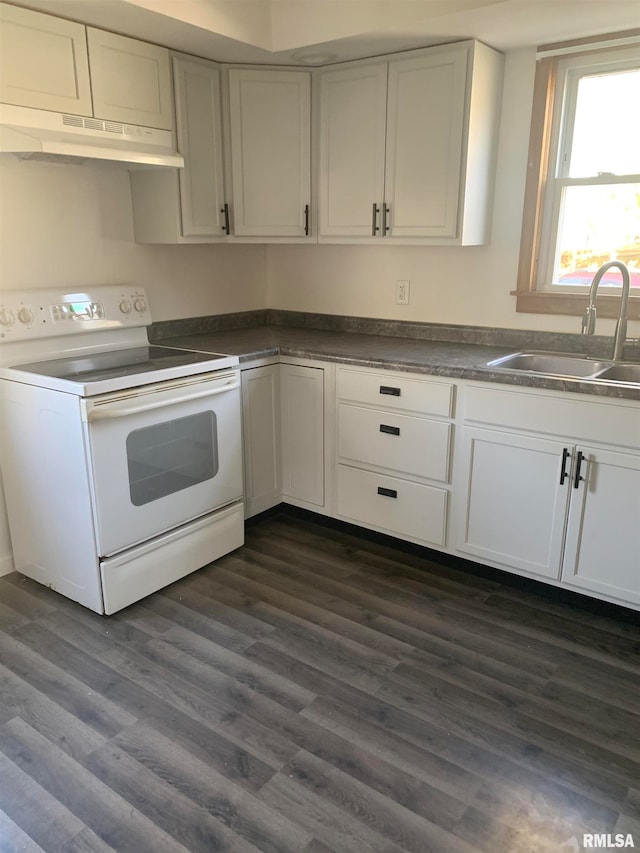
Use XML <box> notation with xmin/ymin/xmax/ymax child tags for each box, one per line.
<box><xmin>81</xmin><ymin>370</ymin><xmax>242</xmax><ymax>557</ymax></box>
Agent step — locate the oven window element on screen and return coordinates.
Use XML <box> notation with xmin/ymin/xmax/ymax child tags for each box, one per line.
<box><xmin>126</xmin><ymin>411</ymin><xmax>218</xmax><ymax>506</ymax></box>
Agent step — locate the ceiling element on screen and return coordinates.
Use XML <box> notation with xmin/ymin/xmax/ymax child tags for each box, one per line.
<box><xmin>9</xmin><ymin>0</ymin><xmax>640</xmax><ymax>63</ymax></box>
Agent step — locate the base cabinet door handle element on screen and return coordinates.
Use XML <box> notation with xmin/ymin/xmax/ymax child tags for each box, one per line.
<box><xmin>559</xmin><ymin>447</ymin><xmax>571</xmax><ymax>485</ymax></box>
<box><xmin>574</xmin><ymin>451</ymin><xmax>585</xmax><ymax>488</ymax></box>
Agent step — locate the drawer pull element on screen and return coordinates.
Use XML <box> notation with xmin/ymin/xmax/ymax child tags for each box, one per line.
<box><xmin>379</xmin><ymin>385</ymin><xmax>401</xmax><ymax>396</ymax></box>
<box><xmin>379</xmin><ymin>424</ymin><xmax>400</xmax><ymax>436</ymax></box>
<box><xmin>377</xmin><ymin>486</ymin><xmax>398</xmax><ymax>499</ymax></box>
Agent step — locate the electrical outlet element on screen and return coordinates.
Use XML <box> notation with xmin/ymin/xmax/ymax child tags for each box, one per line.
<box><xmin>396</xmin><ymin>280</ymin><xmax>410</xmax><ymax>305</ymax></box>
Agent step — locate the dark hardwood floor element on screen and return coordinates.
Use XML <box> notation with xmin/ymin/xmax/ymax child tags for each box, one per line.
<box><xmin>0</xmin><ymin>509</ymin><xmax>639</xmax><ymax>852</ymax></box>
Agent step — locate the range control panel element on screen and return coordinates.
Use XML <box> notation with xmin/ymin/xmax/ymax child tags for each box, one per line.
<box><xmin>0</xmin><ymin>285</ymin><xmax>151</xmax><ymax>342</ymax></box>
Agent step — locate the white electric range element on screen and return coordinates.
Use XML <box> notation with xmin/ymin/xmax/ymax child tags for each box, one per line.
<box><xmin>0</xmin><ymin>285</ymin><xmax>244</xmax><ymax>614</ymax></box>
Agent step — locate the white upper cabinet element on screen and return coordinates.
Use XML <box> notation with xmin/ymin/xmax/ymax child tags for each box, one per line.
<box><xmin>0</xmin><ymin>3</ymin><xmax>92</xmax><ymax>115</ymax></box>
<box><xmin>0</xmin><ymin>4</ymin><xmax>172</xmax><ymax>130</ymax></box>
<box><xmin>86</xmin><ymin>28</ymin><xmax>172</xmax><ymax>129</ymax></box>
<box><xmin>319</xmin><ymin>62</ymin><xmax>387</xmax><ymax>237</ymax></box>
<box><xmin>318</xmin><ymin>41</ymin><xmax>503</xmax><ymax>245</ymax></box>
<box><xmin>174</xmin><ymin>56</ymin><xmax>226</xmax><ymax>236</ymax></box>
<box><xmin>130</xmin><ymin>54</ymin><xmax>227</xmax><ymax>243</ymax></box>
<box><xmin>228</xmin><ymin>69</ymin><xmax>311</xmax><ymax>238</ymax></box>
<box><xmin>384</xmin><ymin>49</ymin><xmax>467</xmax><ymax>239</ymax></box>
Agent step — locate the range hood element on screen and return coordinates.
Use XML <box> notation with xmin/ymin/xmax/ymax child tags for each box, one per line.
<box><xmin>0</xmin><ymin>104</ymin><xmax>184</xmax><ymax>167</ymax></box>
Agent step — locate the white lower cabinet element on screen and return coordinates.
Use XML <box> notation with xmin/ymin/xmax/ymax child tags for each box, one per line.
<box><xmin>455</xmin><ymin>384</ymin><xmax>640</xmax><ymax>608</ymax></box>
<box><xmin>335</xmin><ymin>366</ymin><xmax>454</xmax><ymax>547</ymax></box>
<box><xmin>280</xmin><ymin>363</ymin><xmax>325</xmax><ymax>508</ymax></box>
<box><xmin>241</xmin><ymin>361</ymin><xmax>639</xmax><ymax>611</ymax></box>
<box><xmin>561</xmin><ymin>446</ymin><xmax>640</xmax><ymax>606</ymax></box>
<box><xmin>241</xmin><ymin>364</ymin><xmax>281</xmax><ymax>518</ymax></box>
<box><xmin>241</xmin><ymin>361</ymin><xmax>326</xmax><ymax>518</ymax></box>
<box><xmin>458</xmin><ymin>427</ymin><xmax>570</xmax><ymax>578</ymax></box>
<box><xmin>337</xmin><ymin>465</ymin><xmax>448</xmax><ymax>547</ymax></box>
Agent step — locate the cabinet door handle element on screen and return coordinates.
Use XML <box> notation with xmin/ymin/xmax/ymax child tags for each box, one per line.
<box><xmin>379</xmin><ymin>385</ymin><xmax>401</xmax><ymax>396</ymax></box>
<box><xmin>559</xmin><ymin>447</ymin><xmax>571</xmax><ymax>485</ymax></box>
<box><xmin>377</xmin><ymin>487</ymin><xmax>397</xmax><ymax>499</ymax></box>
<box><xmin>372</xmin><ymin>203</ymin><xmax>380</xmax><ymax>235</ymax></box>
<box><xmin>382</xmin><ymin>203</ymin><xmax>390</xmax><ymax>236</ymax></box>
<box><xmin>304</xmin><ymin>204</ymin><xmax>310</xmax><ymax>236</ymax></box>
<box><xmin>220</xmin><ymin>203</ymin><xmax>230</xmax><ymax>234</ymax></box>
<box><xmin>573</xmin><ymin>451</ymin><xmax>585</xmax><ymax>488</ymax></box>
<box><xmin>379</xmin><ymin>424</ymin><xmax>400</xmax><ymax>436</ymax></box>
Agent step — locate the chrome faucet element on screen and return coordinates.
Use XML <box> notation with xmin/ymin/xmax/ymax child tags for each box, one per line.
<box><xmin>581</xmin><ymin>260</ymin><xmax>631</xmax><ymax>361</ymax></box>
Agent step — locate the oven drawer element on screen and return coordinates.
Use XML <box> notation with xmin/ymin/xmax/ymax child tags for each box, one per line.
<box><xmin>337</xmin><ymin>464</ymin><xmax>447</xmax><ymax>547</ymax></box>
<box><xmin>101</xmin><ymin>502</ymin><xmax>244</xmax><ymax>614</ymax></box>
<box><xmin>338</xmin><ymin>404</ymin><xmax>451</xmax><ymax>482</ymax></box>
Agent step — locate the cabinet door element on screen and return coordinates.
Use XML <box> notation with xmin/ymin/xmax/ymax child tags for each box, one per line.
<box><xmin>0</xmin><ymin>3</ymin><xmax>92</xmax><ymax>115</ymax></box>
<box><xmin>562</xmin><ymin>447</ymin><xmax>640</xmax><ymax>607</ymax></box>
<box><xmin>457</xmin><ymin>427</ymin><xmax>570</xmax><ymax>578</ymax></box>
<box><xmin>384</xmin><ymin>46</ymin><xmax>468</xmax><ymax>238</ymax></box>
<box><xmin>280</xmin><ymin>364</ymin><xmax>324</xmax><ymax>507</ymax></box>
<box><xmin>228</xmin><ymin>69</ymin><xmax>311</xmax><ymax>237</ymax></box>
<box><xmin>87</xmin><ymin>28</ymin><xmax>172</xmax><ymax>129</ymax></box>
<box><xmin>174</xmin><ymin>56</ymin><xmax>226</xmax><ymax>238</ymax></box>
<box><xmin>318</xmin><ymin>62</ymin><xmax>387</xmax><ymax>237</ymax></box>
<box><xmin>241</xmin><ymin>365</ymin><xmax>281</xmax><ymax>518</ymax></box>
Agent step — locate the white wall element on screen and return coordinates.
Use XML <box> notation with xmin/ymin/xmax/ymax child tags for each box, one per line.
<box><xmin>0</xmin><ymin>155</ymin><xmax>268</xmax><ymax>575</ymax></box>
<box><xmin>0</xmin><ymin>157</ymin><xmax>267</xmax><ymax>320</ymax></box>
<box><xmin>266</xmin><ymin>48</ymin><xmax>637</xmax><ymax>339</ymax></box>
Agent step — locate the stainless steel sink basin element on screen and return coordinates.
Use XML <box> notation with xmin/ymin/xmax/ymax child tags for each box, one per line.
<box><xmin>486</xmin><ymin>352</ymin><xmax>612</xmax><ymax>378</ymax></box>
<box><xmin>593</xmin><ymin>363</ymin><xmax>640</xmax><ymax>383</ymax></box>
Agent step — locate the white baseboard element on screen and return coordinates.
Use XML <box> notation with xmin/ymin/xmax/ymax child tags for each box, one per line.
<box><xmin>0</xmin><ymin>553</ymin><xmax>15</xmax><ymax>577</ymax></box>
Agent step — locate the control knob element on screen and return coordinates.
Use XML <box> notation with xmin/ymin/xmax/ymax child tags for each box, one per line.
<box><xmin>119</xmin><ymin>300</ymin><xmax>132</xmax><ymax>314</ymax></box>
<box><xmin>133</xmin><ymin>297</ymin><xmax>147</xmax><ymax>313</ymax></box>
<box><xmin>17</xmin><ymin>307</ymin><xmax>33</xmax><ymax>325</ymax></box>
<box><xmin>0</xmin><ymin>308</ymin><xmax>14</xmax><ymax>327</ymax></box>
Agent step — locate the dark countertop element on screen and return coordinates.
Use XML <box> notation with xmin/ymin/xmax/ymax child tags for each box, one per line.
<box><xmin>160</xmin><ymin>325</ymin><xmax>640</xmax><ymax>401</ymax></box>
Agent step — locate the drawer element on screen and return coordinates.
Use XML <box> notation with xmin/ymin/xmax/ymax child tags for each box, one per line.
<box><xmin>337</xmin><ymin>464</ymin><xmax>447</xmax><ymax>547</ymax></box>
<box><xmin>338</xmin><ymin>404</ymin><xmax>451</xmax><ymax>482</ymax></box>
<box><xmin>338</xmin><ymin>368</ymin><xmax>453</xmax><ymax>417</ymax></box>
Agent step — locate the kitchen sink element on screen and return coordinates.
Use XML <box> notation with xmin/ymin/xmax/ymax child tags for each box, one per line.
<box><xmin>593</xmin><ymin>363</ymin><xmax>640</xmax><ymax>383</ymax></box>
<box><xmin>486</xmin><ymin>352</ymin><xmax>612</xmax><ymax>378</ymax></box>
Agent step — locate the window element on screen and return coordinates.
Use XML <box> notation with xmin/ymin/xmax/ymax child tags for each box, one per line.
<box><xmin>516</xmin><ymin>34</ymin><xmax>640</xmax><ymax>319</ymax></box>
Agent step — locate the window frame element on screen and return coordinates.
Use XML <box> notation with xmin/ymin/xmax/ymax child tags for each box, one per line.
<box><xmin>515</xmin><ymin>30</ymin><xmax>640</xmax><ymax>320</ymax></box>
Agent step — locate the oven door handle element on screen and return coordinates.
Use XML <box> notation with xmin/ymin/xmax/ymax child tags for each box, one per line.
<box><xmin>85</xmin><ymin>380</ymin><xmax>240</xmax><ymax>422</ymax></box>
